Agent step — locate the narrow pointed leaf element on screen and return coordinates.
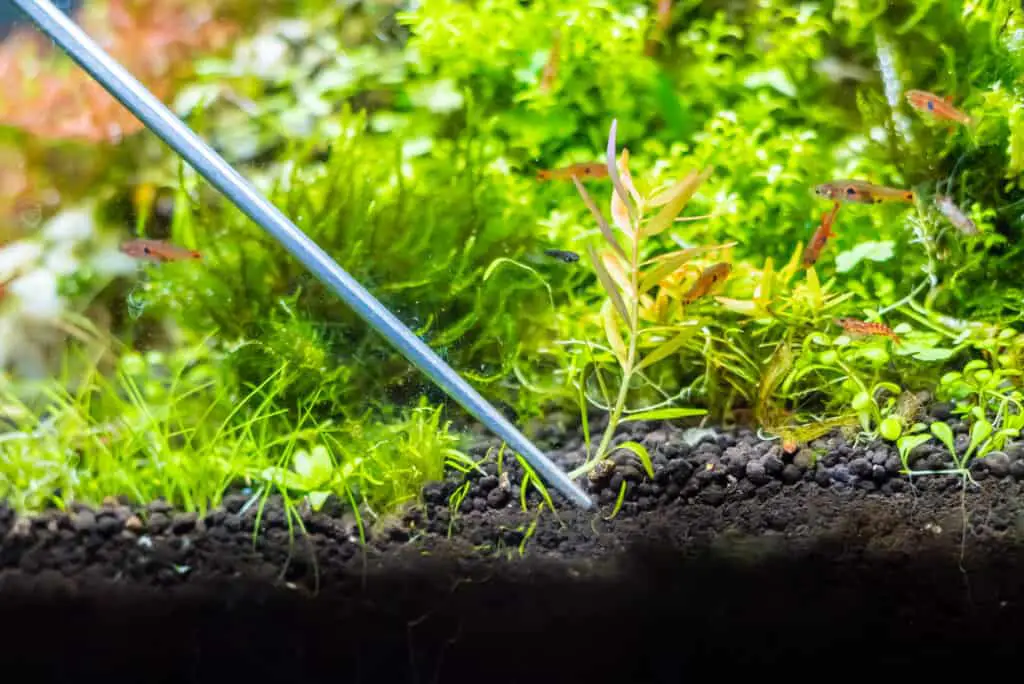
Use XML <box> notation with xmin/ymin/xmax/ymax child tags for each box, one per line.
<box><xmin>621</xmin><ymin>407</ymin><xmax>708</xmax><ymax>423</ymax></box>
<box><xmin>641</xmin><ymin>241</ymin><xmax>738</xmax><ymax>266</ymax></box>
<box><xmin>805</xmin><ymin>265</ymin><xmax>823</xmax><ymax>310</ymax></box>
<box><xmin>640</xmin><ymin>243</ymin><xmax>736</xmax><ymax>293</ymax></box>
<box><xmin>755</xmin><ymin>257</ymin><xmax>775</xmax><ymax>303</ymax></box>
<box><xmin>601</xmin><ymin>249</ymin><xmax>634</xmax><ymax>296</ymax></box>
<box><xmin>714</xmin><ymin>296</ymin><xmax>760</xmax><ymax>315</ymax></box>
<box><xmin>573</xmin><ymin>176</ymin><xmax>627</xmax><ymax>259</ymax></box>
<box><xmin>609</xmin><ymin>440</ymin><xmax>656</xmax><ymax>479</ymax></box>
<box><xmin>648</xmin><ymin>166</ymin><xmax>712</xmax><ymax>206</ymax></box>
<box><xmin>619</xmin><ymin>148</ymin><xmax>641</xmax><ymax>204</ymax></box>
<box><xmin>641</xmin><ymin>168</ymin><xmax>713</xmax><ymax>238</ymax></box>
<box><xmin>612</xmin><ymin>149</ymin><xmax>640</xmax><ymax>233</ymax></box>
<box><xmin>635</xmin><ymin>328</ymin><xmax>697</xmax><ymax>371</ymax></box>
<box><xmin>588</xmin><ymin>244</ymin><xmax>630</xmax><ymax>323</ymax></box>
<box><xmin>602</xmin><ymin>299</ymin><xmax>628</xmax><ymax>367</ymax></box>
<box><xmin>606</xmin><ymin>120</ymin><xmax>637</xmax><ymax>224</ymax></box>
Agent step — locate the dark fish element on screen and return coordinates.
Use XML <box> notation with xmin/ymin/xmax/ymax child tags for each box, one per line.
<box><xmin>544</xmin><ymin>248</ymin><xmax>580</xmax><ymax>263</ymax></box>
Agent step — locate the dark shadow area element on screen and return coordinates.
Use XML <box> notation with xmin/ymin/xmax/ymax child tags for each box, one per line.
<box><xmin>1</xmin><ymin>532</ymin><xmax>1022</xmax><ymax>682</ymax></box>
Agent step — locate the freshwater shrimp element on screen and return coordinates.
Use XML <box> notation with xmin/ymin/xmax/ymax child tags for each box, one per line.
<box><xmin>536</xmin><ymin>162</ymin><xmax>608</xmax><ymax>182</ymax></box>
<box><xmin>835</xmin><ymin>317</ymin><xmax>901</xmax><ymax>345</ymax></box>
<box><xmin>905</xmin><ymin>90</ymin><xmax>974</xmax><ymax>126</ymax></box>
<box><xmin>681</xmin><ymin>262</ymin><xmax>731</xmax><ymax>305</ymax></box>
<box><xmin>934</xmin><ymin>195</ymin><xmax>980</xmax><ymax>236</ymax></box>
<box><xmin>802</xmin><ymin>201</ymin><xmax>841</xmax><ymax>268</ymax></box>
<box><xmin>120</xmin><ymin>238</ymin><xmax>201</xmax><ymax>262</ymax></box>
<box><xmin>814</xmin><ymin>180</ymin><xmax>915</xmax><ymax>205</ymax></box>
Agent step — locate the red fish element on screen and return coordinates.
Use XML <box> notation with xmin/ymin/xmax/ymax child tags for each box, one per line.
<box><xmin>120</xmin><ymin>238</ymin><xmax>201</xmax><ymax>262</ymax></box>
<box><xmin>681</xmin><ymin>262</ymin><xmax>731</xmax><ymax>305</ymax></box>
<box><xmin>835</xmin><ymin>317</ymin><xmax>901</xmax><ymax>345</ymax></box>
<box><xmin>905</xmin><ymin>90</ymin><xmax>974</xmax><ymax>126</ymax></box>
<box><xmin>802</xmin><ymin>201</ymin><xmax>841</xmax><ymax>268</ymax></box>
<box><xmin>536</xmin><ymin>162</ymin><xmax>609</xmax><ymax>182</ymax></box>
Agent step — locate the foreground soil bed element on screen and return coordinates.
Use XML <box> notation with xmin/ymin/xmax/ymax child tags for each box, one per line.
<box><xmin>4</xmin><ymin>414</ymin><xmax>1024</xmax><ymax>679</ymax></box>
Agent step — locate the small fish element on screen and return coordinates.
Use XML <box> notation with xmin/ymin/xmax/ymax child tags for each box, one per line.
<box><xmin>835</xmin><ymin>317</ymin><xmax>901</xmax><ymax>345</ymax></box>
<box><xmin>544</xmin><ymin>248</ymin><xmax>580</xmax><ymax>263</ymax></box>
<box><xmin>814</xmin><ymin>180</ymin><xmax>915</xmax><ymax>205</ymax></box>
<box><xmin>536</xmin><ymin>162</ymin><xmax>609</xmax><ymax>182</ymax></box>
<box><xmin>904</xmin><ymin>89</ymin><xmax>974</xmax><ymax>126</ymax></box>
<box><xmin>681</xmin><ymin>262</ymin><xmax>731</xmax><ymax>305</ymax></box>
<box><xmin>802</xmin><ymin>201</ymin><xmax>841</xmax><ymax>268</ymax></box>
<box><xmin>540</xmin><ymin>30</ymin><xmax>560</xmax><ymax>93</ymax></box>
<box><xmin>120</xmin><ymin>238</ymin><xmax>201</xmax><ymax>262</ymax></box>
<box><xmin>934</xmin><ymin>195</ymin><xmax>980</xmax><ymax>236</ymax></box>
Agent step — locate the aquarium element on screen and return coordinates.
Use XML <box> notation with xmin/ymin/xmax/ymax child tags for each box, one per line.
<box><xmin>1</xmin><ymin>0</ymin><xmax>1024</xmax><ymax>679</ymax></box>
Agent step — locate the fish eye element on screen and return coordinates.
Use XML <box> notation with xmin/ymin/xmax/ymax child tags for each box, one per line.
<box><xmin>927</xmin><ymin>101</ymin><xmax>934</xmax><ymax>111</ymax></box>
<box><xmin>845</xmin><ymin>187</ymin><xmax>856</xmax><ymax>196</ymax></box>
<box><xmin>143</xmin><ymin>246</ymin><xmax>151</xmax><ymax>254</ymax></box>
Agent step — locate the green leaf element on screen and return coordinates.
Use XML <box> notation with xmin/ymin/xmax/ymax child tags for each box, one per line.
<box><xmin>611</xmin><ymin>440</ymin><xmax>656</xmax><ymax>479</ymax></box>
<box><xmin>621</xmin><ymin>407</ymin><xmax>707</xmax><ymax>423</ymax></box>
<box><xmin>573</xmin><ymin>176</ymin><xmax>627</xmax><ymax>260</ymax></box>
<box><xmin>606</xmin><ymin>119</ymin><xmax>637</xmax><ymax>225</ymax></box>
<box><xmin>897</xmin><ymin>433</ymin><xmax>932</xmax><ymax>464</ymax></box>
<box><xmin>834</xmin><ymin>241</ymin><xmax>895</xmax><ymax>273</ymax></box>
<box><xmin>968</xmin><ymin>419</ymin><xmax>994</xmax><ymax>456</ymax></box>
<box><xmin>587</xmin><ymin>244</ymin><xmax>630</xmax><ymax>323</ymax></box>
<box><xmin>639</xmin><ymin>242</ymin><xmax>736</xmax><ymax>293</ymax></box>
<box><xmin>293</xmin><ymin>445</ymin><xmax>333</xmax><ymax>487</ymax></box>
<box><xmin>642</xmin><ymin>168</ymin><xmax>713</xmax><ymax>238</ymax></box>
<box><xmin>602</xmin><ymin>299</ymin><xmax>628</xmax><ymax>367</ymax></box>
<box><xmin>635</xmin><ymin>328</ymin><xmax>697</xmax><ymax>371</ymax></box>
<box><xmin>930</xmin><ymin>421</ymin><xmax>956</xmax><ymax>455</ymax></box>
<box><xmin>742</xmin><ymin>68</ymin><xmax>796</xmax><ymax>97</ymax></box>
<box><xmin>307</xmin><ymin>491</ymin><xmax>330</xmax><ymax>511</ymax></box>
<box><xmin>899</xmin><ymin>345</ymin><xmax>954</xmax><ymax>362</ymax></box>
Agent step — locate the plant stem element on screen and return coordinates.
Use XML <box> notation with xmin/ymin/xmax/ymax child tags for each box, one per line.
<box><xmin>575</xmin><ymin>222</ymin><xmax>642</xmax><ymax>478</ymax></box>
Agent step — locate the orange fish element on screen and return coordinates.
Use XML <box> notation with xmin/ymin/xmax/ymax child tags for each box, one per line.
<box><xmin>814</xmin><ymin>180</ymin><xmax>915</xmax><ymax>205</ymax></box>
<box><xmin>540</xmin><ymin>30</ymin><xmax>560</xmax><ymax>93</ymax></box>
<box><xmin>536</xmin><ymin>162</ymin><xmax>609</xmax><ymax>182</ymax></box>
<box><xmin>904</xmin><ymin>90</ymin><xmax>974</xmax><ymax>126</ymax></box>
<box><xmin>835</xmin><ymin>317</ymin><xmax>901</xmax><ymax>345</ymax></box>
<box><xmin>681</xmin><ymin>262</ymin><xmax>731</xmax><ymax>305</ymax></box>
<box><xmin>802</xmin><ymin>201</ymin><xmax>841</xmax><ymax>268</ymax></box>
<box><xmin>120</xmin><ymin>238</ymin><xmax>201</xmax><ymax>262</ymax></box>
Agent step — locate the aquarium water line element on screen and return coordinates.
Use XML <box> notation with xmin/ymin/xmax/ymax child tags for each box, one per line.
<box><xmin>11</xmin><ymin>0</ymin><xmax>594</xmax><ymax>510</ymax></box>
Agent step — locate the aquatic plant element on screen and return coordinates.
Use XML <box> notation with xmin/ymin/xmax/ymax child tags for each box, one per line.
<box><xmin>122</xmin><ymin>108</ymin><xmax>567</xmax><ymax>418</ymax></box>
<box><xmin>0</xmin><ymin>0</ymin><xmax>238</xmax><ymax>144</ymax></box>
<box><xmin>0</xmin><ymin>332</ymin><xmax>475</xmax><ymax>531</ymax></box>
<box><xmin>564</xmin><ymin>120</ymin><xmax>733</xmax><ymax>478</ymax></box>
